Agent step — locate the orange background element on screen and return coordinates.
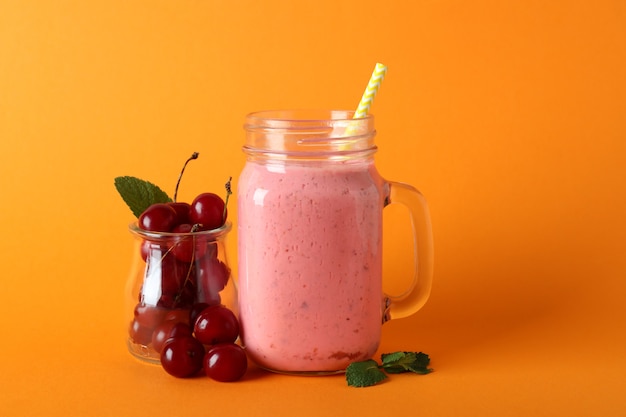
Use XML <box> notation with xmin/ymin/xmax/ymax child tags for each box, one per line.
<box><xmin>1</xmin><ymin>1</ymin><xmax>625</xmax><ymax>415</ymax></box>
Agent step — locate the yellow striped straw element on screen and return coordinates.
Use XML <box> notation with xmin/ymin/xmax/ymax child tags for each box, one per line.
<box><xmin>353</xmin><ymin>62</ymin><xmax>388</xmax><ymax>119</ymax></box>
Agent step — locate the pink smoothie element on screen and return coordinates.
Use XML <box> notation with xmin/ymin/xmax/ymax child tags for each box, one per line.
<box><xmin>237</xmin><ymin>159</ymin><xmax>386</xmax><ymax>372</ymax></box>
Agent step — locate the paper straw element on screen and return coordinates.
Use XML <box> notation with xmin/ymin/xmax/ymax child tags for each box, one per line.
<box><xmin>353</xmin><ymin>62</ymin><xmax>388</xmax><ymax>119</ymax></box>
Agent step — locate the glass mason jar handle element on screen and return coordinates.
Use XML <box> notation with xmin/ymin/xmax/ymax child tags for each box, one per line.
<box><xmin>383</xmin><ymin>181</ymin><xmax>434</xmax><ymax>322</ymax></box>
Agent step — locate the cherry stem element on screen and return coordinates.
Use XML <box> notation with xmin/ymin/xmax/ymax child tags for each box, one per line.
<box><xmin>223</xmin><ymin>177</ymin><xmax>232</xmax><ymax>222</ymax></box>
<box><xmin>173</xmin><ymin>152</ymin><xmax>199</xmax><ymax>202</ymax></box>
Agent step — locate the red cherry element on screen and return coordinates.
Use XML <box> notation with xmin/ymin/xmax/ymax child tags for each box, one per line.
<box><xmin>139</xmin><ymin>240</ymin><xmax>152</xmax><ymax>262</ymax></box>
<box><xmin>152</xmin><ymin>321</ymin><xmax>192</xmax><ymax>354</ymax></box>
<box><xmin>133</xmin><ymin>304</ymin><xmax>168</xmax><ymax>330</ymax></box>
<box><xmin>141</xmin><ymin>248</ymin><xmax>194</xmax><ymax>308</ymax></box>
<box><xmin>195</xmin><ymin>255</ymin><xmax>230</xmax><ymax>305</ymax></box>
<box><xmin>189</xmin><ymin>303</ymin><xmax>210</xmax><ymax>328</ymax></box>
<box><xmin>189</xmin><ymin>193</ymin><xmax>226</xmax><ymax>230</ymax></box>
<box><xmin>193</xmin><ymin>305</ymin><xmax>239</xmax><ymax>345</ymax></box>
<box><xmin>160</xmin><ymin>336</ymin><xmax>205</xmax><ymax>378</ymax></box>
<box><xmin>194</xmin><ymin>237</ymin><xmax>218</xmax><ymax>259</ymax></box>
<box><xmin>129</xmin><ymin>319</ymin><xmax>154</xmax><ymax>346</ymax></box>
<box><xmin>171</xmin><ymin>224</ymin><xmax>194</xmax><ymax>262</ymax></box>
<box><xmin>204</xmin><ymin>343</ymin><xmax>247</xmax><ymax>382</ymax></box>
<box><xmin>139</xmin><ymin>203</ymin><xmax>178</xmax><ymax>232</ymax></box>
<box><xmin>170</xmin><ymin>280</ymin><xmax>197</xmax><ymax>309</ymax></box>
<box><xmin>167</xmin><ymin>202</ymin><xmax>191</xmax><ymax>226</ymax></box>
<box><xmin>171</xmin><ymin>224</ymin><xmax>207</xmax><ymax>262</ymax></box>
<box><xmin>163</xmin><ymin>309</ymin><xmax>191</xmax><ymax>326</ymax></box>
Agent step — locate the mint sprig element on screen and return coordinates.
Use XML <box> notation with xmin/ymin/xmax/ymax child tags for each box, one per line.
<box><xmin>345</xmin><ymin>360</ymin><xmax>388</xmax><ymax>387</ymax></box>
<box><xmin>346</xmin><ymin>351</ymin><xmax>432</xmax><ymax>387</ymax></box>
<box><xmin>381</xmin><ymin>351</ymin><xmax>432</xmax><ymax>374</ymax></box>
<box><xmin>114</xmin><ymin>176</ymin><xmax>172</xmax><ymax>218</ymax></box>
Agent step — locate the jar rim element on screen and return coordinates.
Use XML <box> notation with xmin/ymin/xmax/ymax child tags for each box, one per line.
<box><xmin>128</xmin><ymin>221</ymin><xmax>232</xmax><ymax>240</ymax></box>
<box><xmin>243</xmin><ymin>110</ymin><xmax>376</xmax><ymax>157</ymax></box>
<box><xmin>244</xmin><ymin>109</ymin><xmax>373</xmax><ymax>128</ymax></box>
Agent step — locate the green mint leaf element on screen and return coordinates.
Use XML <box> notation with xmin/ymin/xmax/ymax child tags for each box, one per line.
<box><xmin>382</xmin><ymin>351</ymin><xmax>432</xmax><ymax>375</ymax></box>
<box><xmin>346</xmin><ymin>360</ymin><xmax>387</xmax><ymax>387</ymax></box>
<box><xmin>408</xmin><ymin>352</ymin><xmax>432</xmax><ymax>374</ymax></box>
<box><xmin>114</xmin><ymin>176</ymin><xmax>172</xmax><ymax>218</ymax></box>
<box><xmin>381</xmin><ymin>351</ymin><xmax>407</xmax><ymax>365</ymax></box>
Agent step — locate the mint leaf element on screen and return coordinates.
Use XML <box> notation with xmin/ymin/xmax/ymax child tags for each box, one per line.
<box><xmin>346</xmin><ymin>360</ymin><xmax>387</xmax><ymax>387</ymax></box>
<box><xmin>382</xmin><ymin>351</ymin><xmax>432</xmax><ymax>374</ymax></box>
<box><xmin>346</xmin><ymin>352</ymin><xmax>433</xmax><ymax>387</ymax></box>
<box><xmin>114</xmin><ymin>176</ymin><xmax>172</xmax><ymax>218</ymax></box>
<box><xmin>381</xmin><ymin>351</ymin><xmax>406</xmax><ymax>365</ymax></box>
<box><xmin>408</xmin><ymin>352</ymin><xmax>432</xmax><ymax>374</ymax></box>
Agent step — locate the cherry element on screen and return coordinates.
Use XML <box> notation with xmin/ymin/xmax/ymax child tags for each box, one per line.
<box><xmin>129</xmin><ymin>319</ymin><xmax>154</xmax><ymax>346</ymax></box>
<box><xmin>133</xmin><ymin>304</ymin><xmax>167</xmax><ymax>329</ymax></box>
<box><xmin>193</xmin><ymin>305</ymin><xmax>239</xmax><ymax>345</ymax></box>
<box><xmin>163</xmin><ymin>308</ymin><xmax>191</xmax><ymax>326</ymax></box>
<box><xmin>189</xmin><ymin>193</ymin><xmax>226</xmax><ymax>230</ymax></box>
<box><xmin>139</xmin><ymin>240</ymin><xmax>152</xmax><ymax>262</ymax></box>
<box><xmin>160</xmin><ymin>336</ymin><xmax>205</xmax><ymax>378</ymax></box>
<box><xmin>195</xmin><ymin>256</ymin><xmax>230</xmax><ymax>305</ymax></box>
<box><xmin>204</xmin><ymin>343</ymin><xmax>247</xmax><ymax>382</ymax></box>
<box><xmin>189</xmin><ymin>302</ymin><xmax>210</xmax><ymax>328</ymax></box>
<box><xmin>171</xmin><ymin>279</ymin><xmax>197</xmax><ymax>309</ymax></box>
<box><xmin>171</xmin><ymin>224</ymin><xmax>207</xmax><ymax>262</ymax></box>
<box><xmin>152</xmin><ymin>321</ymin><xmax>192</xmax><ymax>354</ymax></box>
<box><xmin>170</xmin><ymin>224</ymin><xmax>195</xmax><ymax>262</ymax></box>
<box><xmin>191</xmin><ymin>236</ymin><xmax>219</xmax><ymax>262</ymax></box>
<box><xmin>157</xmin><ymin>261</ymin><xmax>187</xmax><ymax>297</ymax></box>
<box><xmin>139</xmin><ymin>203</ymin><xmax>178</xmax><ymax>232</ymax></box>
<box><xmin>141</xmin><ymin>246</ymin><xmax>197</xmax><ymax>309</ymax></box>
<box><xmin>168</xmin><ymin>202</ymin><xmax>191</xmax><ymax>225</ymax></box>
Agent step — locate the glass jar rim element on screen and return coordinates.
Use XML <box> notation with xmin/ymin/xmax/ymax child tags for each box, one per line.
<box><xmin>244</xmin><ymin>109</ymin><xmax>373</xmax><ymax>128</ymax></box>
<box><xmin>243</xmin><ymin>109</ymin><xmax>376</xmax><ymax>157</ymax></box>
<box><xmin>128</xmin><ymin>221</ymin><xmax>232</xmax><ymax>240</ymax></box>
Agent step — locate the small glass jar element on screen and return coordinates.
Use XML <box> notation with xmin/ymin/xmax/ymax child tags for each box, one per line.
<box><xmin>124</xmin><ymin>221</ymin><xmax>236</xmax><ymax>364</ymax></box>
